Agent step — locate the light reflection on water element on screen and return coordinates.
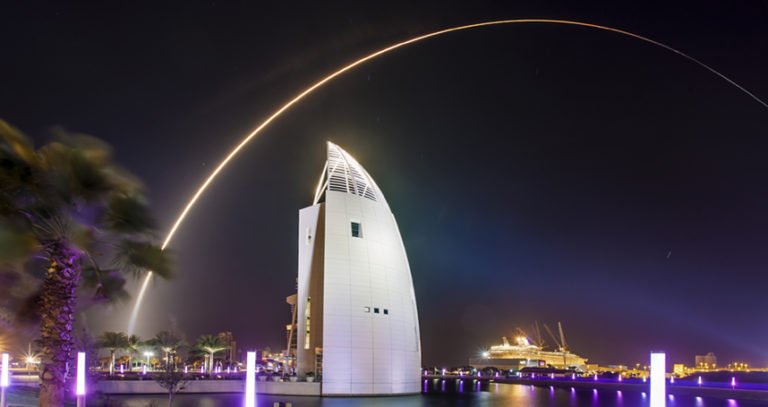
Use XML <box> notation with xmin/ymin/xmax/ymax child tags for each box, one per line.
<box><xmin>100</xmin><ymin>381</ymin><xmax>768</xmax><ymax>407</ymax></box>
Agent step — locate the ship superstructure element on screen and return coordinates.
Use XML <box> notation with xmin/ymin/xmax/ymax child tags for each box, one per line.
<box><xmin>469</xmin><ymin>322</ymin><xmax>587</xmax><ymax>371</ymax></box>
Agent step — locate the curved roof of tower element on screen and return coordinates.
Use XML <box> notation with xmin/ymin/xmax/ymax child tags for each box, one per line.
<box><xmin>313</xmin><ymin>142</ymin><xmax>388</xmax><ymax>208</ymax></box>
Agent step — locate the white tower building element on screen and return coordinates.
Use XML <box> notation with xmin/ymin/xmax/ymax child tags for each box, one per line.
<box><xmin>296</xmin><ymin>142</ymin><xmax>422</xmax><ymax>395</ymax></box>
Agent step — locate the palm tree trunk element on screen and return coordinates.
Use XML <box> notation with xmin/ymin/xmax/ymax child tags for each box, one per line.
<box><xmin>110</xmin><ymin>350</ymin><xmax>115</xmax><ymax>376</ymax></box>
<box><xmin>38</xmin><ymin>241</ymin><xmax>81</xmax><ymax>407</ymax></box>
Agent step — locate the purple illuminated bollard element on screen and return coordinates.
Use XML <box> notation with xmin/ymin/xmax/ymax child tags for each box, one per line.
<box><xmin>650</xmin><ymin>352</ymin><xmax>666</xmax><ymax>407</ymax></box>
<box><xmin>1</xmin><ymin>353</ymin><xmax>9</xmax><ymax>407</ymax></box>
<box><xmin>698</xmin><ymin>376</ymin><xmax>702</xmax><ymax>386</ymax></box>
<box><xmin>1</xmin><ymin>353</ymin><xmax>8</xmax><ymax>386</ymax></box>
<box><xmin>244</xmin><ymin>352</ymin><xmax>256</xmax><ymax>407</ymax></box>
<box><xmin>731</xmin><ymin>377</ymin><xmax>736</xmax><ymax>388</ymax></box>
<box><xmin>76</xmin><ymin>352</ymin><xmax>86</xmax><ymax>407</ymax></box>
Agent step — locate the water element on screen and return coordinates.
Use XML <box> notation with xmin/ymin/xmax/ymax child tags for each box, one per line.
<box><xmin>98</xmin><ymin>381</ymin><xmax>768</xmax><ymax>407</ymax></box>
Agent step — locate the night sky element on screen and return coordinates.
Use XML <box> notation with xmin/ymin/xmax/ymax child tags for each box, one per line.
<box><xmin>3</xmin><ymin>1</ymin><xmax>768</xmax><ymax>368</ymax></box>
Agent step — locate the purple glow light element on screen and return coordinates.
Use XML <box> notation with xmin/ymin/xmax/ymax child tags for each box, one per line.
<box><xmin>120</xmin><ymin>364</ymin><xmax>124</xmax><ymax>374</ymax></box>
<box><xmin>650</xmin><ymin>352</ymin><xmax>666</xmax><ymax>407</ymax></box>
<box><xmin>244</xmin><ymin>351</ymin><xmax>256</xmax><ymax>407</ymax></box>
<box><xmin>731</xmin><ymin>377</ymin><xmax>736</xmax><ymax>388</ymax></box>
<box><xmin>698</xmin><ymin>376</ymin><xmax>702</xmax><ymax>386</ymax></box>
<box><xmin>142</xmin><ymin>365</ymin><xmax>147</xmax><ymax>375</ymax></box>
<box><xmin>76</xmin><ymin>352</ymin><xmax>86</xmax><ymax>396</ymax></box>
<box><xmin>1</xmin><ymin>353</ymin><xmax>9</xmax><ymax>387</ymax></box>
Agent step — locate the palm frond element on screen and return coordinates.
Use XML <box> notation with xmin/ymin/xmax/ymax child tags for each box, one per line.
<box><xmin>114</xmin><ymin>240</ymin><xmax>174</xmax><ymax>279</ymax></box>
<box><xmin>104</xmin><ymin>194</ymin><xmax>156</xmax><ymax>234</ymax></box>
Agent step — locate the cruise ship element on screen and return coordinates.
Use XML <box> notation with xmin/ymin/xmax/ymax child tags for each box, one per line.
<box><xmin>469</xmin><ymin>323</ymin><xmax>588</xmax><ymax>371</ymax></box>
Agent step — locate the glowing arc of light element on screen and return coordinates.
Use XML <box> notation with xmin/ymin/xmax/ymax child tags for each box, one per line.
<box><xmin>127</xmin><ymin>19</ymin><xmax>767</xmax><ymax>335</ymax></box>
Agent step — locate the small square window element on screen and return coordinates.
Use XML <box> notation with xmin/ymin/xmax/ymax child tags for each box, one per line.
<box><xmin>351</xmin><ymin>222</ymin><xmax>362</xmax><ymax>238</ymax></box>
<box><xmin>374</xmin><ymin>308</ymin><xmax>380</xmax><ymax>314</ymax></box>
<box><xmin>363</xmin><ymin>306</ymin><xmax>371</xmax><ymax>313</ymax></box>
<box><xmin>384</xmin><ymin>309</ymin><xmax>389</xmax><ymax>315</ymax></box>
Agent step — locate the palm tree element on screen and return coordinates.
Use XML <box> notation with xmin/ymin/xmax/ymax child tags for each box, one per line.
<box><xmin>125</xmin><ymin>335</ymin><xmax>142</xmax><ymax>372</ymax></box>
<box><xmin>0</xmin><ymin>121</ymin><xmax>173</xmax><ymax>406</ymax></box>
<box><xmin>149</xmin><ymin>331</ymin><xmax>185</xmax><ymax>368</ymax></box>
<box><xmin>98</xmin><ymin>331</ymin><xmax>129</xmax><ymax>376</ymax></box>
<box><xmin>195</xmin><ymin>335</ymin><xmax>228</xmax><ymax>374</ymax></box>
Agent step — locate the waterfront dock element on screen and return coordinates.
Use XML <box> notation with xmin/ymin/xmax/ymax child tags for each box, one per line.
<box><xmin>424</xmin><ymin>375</ymin><xmax>768</xmax><ymax>401</ymax></box>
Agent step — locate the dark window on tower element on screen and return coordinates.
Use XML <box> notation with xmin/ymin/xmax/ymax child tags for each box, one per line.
<box><xmin>351</xmin><ymin>222</ymin><xmax>362</xmax><ymax>238</ymax></box>
<box><xmin>384</xmin><ymin>309</ymin><xmax>389</xmax><ymax>315</ymax></box>
<box><xmin>374</xmin><ymin>308</ymin><xmax>380</xmax><ymax>314</ymax></box>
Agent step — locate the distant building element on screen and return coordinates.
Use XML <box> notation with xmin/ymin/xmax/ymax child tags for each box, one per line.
<box><xmin>695</xmin><ymin>352</ymin><xmax>717</xmax><ymax>370</ymax></box>
<box><xmin>673</xmin><ymin>364</ymin><xmax>686</xmax><ymax>376</ymax></box>
<box><xmin>216</xmin><ymin>331</ymin><xmax>237</xmax><ymax>365</ymax></box>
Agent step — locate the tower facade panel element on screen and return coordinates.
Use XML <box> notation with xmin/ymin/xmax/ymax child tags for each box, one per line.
<box><xmin>297</xmin><ymin>142</ymin><xmax>421</xmax><ymax>396</ymax></box>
